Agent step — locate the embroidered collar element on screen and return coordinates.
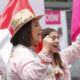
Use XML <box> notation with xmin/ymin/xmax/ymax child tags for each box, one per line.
<box><xmin>38</xmin><ymin>51</ymin><xmax>53</xmax><ymax>64</ymax></box>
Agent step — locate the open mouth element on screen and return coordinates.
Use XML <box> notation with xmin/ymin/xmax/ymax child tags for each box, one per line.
<box><xmin>38</xmin><ymin>32</ymin><xmax>42</xmax><ymax>37</ymax></box>
<box><xmin>54</xmin><ymin>45</ymin><xmax>59</xmax><ymax>48</ymax></box>
<box><xmin>38</xmin><ymin>34</ymin><xmax>41</xmax><ymax>38</ymax></box>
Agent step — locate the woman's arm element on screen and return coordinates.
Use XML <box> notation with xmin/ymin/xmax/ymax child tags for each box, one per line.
<box><xmin>20</xmin><ymin>61</ymin><xmax>47</xmax><ymax>80</ymax></box>
<box><xmin>60</xmin><ymin>34</ymin><xmax>80</xmax><ymax>64</ymax></box>
<box><xmin>14</xmin><ymin>47</ymin><xmax>47</xmax><ymax>80</ymax></box>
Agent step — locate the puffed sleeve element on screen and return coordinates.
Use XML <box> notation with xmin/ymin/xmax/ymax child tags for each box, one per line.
<box><xmin>60</xmin><ymin>34</ymin><xmax>80</xmax><ymax>64</ymax></box>
<box><xmin>20</xmin><ymin>61</ymin><xmax>47</xmax><ymax>80</ymax></box>
<box><xmin>14</xmin><ymin>47</ymin><xmax>47</xmax><ymax>80</ymax></box>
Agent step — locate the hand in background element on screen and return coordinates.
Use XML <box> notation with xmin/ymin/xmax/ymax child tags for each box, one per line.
<box><xmin>54</xmin><ymin>66</ymin><xmax>63</xmax><ymax>79</ymax></box>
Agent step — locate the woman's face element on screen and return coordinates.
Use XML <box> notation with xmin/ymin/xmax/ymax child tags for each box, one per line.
<box><xmin>49</xmin><ymin>31</ymin><xmax>59</xmax><ymax>54</ymax></box>
<box><xmin>31</xmin><ymin>19</ymin><xmax>42</xmax><ymax>46</ymax></box>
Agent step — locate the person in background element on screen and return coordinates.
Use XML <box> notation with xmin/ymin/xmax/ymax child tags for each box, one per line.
<box><xmin>57</xmin><ymin>27</ymin><xmax>63</xmax><ymax>51</ymax></box>
<box><xmin>58</xmin><ymin>27</ymin><xmax>63</xmax><ymax>37</ymax></box>
<box><xmin>38</xmin><ymin>27</ymin><xmax>80</xmax><ymax>80</ymax></box>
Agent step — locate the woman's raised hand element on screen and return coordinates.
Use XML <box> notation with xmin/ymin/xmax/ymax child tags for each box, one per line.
<box><xmin>42</xmin><ymin>35</ymin><xmax>54</xmax><ymax>53</ymax></box>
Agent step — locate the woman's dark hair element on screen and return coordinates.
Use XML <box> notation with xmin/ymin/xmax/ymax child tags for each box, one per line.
<box><xmin>42</xmin><ymin>28</ymin><xmax>57</xmax><ymax>38</ymax></box>
<box><xmin>11</xmin><ymin>21</ymin><xmax>33</xmax><ymax>47</ymax></box>
<box><xmin>42</xmin><ymin>28</ymin><xmax>65</xmax><ymax>69</ymax></box>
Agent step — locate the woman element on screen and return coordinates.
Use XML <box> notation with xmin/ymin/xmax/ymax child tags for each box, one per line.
<box><xmin>38</xmin><ymin>28</ymin><xmax>80</xmax><ymax>80</ymax></box>
<box><xmin>7</xmin><ymin>9</ymin><xmax>55</xmax><ymax>80</ymax></box>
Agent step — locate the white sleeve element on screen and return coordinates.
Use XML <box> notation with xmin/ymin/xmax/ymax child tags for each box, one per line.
<box><xmin>15</xmin><ymin>48</ymin><xmax>47</xmax><ymax>80</ymax></box>
<box><xmin>20</xmin><ymin>61</ymin><xmax>47</xmax><ymax>80</ymax></box>
<box><xmin>60</xmin><ymin>34</ymin><xmax>80</xmax><ymax>64</ymax></box>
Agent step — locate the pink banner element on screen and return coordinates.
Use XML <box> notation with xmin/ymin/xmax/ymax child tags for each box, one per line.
<box><xmin>71</xmin><ymin>0</ymin><xmax>80</xmax><ymax>42</ymax></box>
<box><xmin>45</xmin><ymin>11</ymin><xmax>60</xmax><ymax>24</ymax></box>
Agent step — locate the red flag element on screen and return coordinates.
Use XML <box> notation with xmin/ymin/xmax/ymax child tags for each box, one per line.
<box><xmin>0</xmin><ymin>0</ymin><xmax>34</xmax><ymax>35</ymax></box>
<box><xmin>71</xmin><ymin>0</ymin><xmax>80</xmax><ymax>41</ymax></box>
